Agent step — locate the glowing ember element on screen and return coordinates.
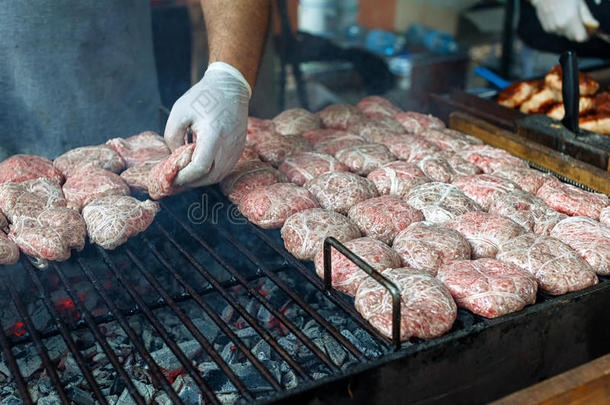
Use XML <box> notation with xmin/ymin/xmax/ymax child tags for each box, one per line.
<box><xmin>12</xmin><ymin>321</ymin><xmax>26</xmax><ymax>337</ymax></box>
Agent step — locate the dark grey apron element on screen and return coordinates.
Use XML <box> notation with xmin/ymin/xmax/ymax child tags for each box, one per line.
<box><xmin>0</xmin><ymin>0</ymin><xmax>161</xmax><ymax>160</ymax></box>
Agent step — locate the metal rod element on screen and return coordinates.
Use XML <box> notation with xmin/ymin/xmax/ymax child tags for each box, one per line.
<box><xmin>2</xmin><ymin>276</ymin><xmax>71</xmax><ymax>404</ymax></box>
<box><xmin>323</xmin><ymin>237</ymin><xmax>402</xmax><ymax>351</ymax></box>
<box><xmin>23</xmin><ymin>261</ymin><xmax>108</xmax><ymax>405</ymax></box>
<box><xmin>51</xmin><ymin>263</ymin><xmax>147</xmax><ymax>405</ymax></box>
<box><xmin>95</xmin><ymin>247</ymin><xmax>226</xmax><ymax>404</ymax></box>
<box><xmin>0</xmin><ymin>319</ymin><xmax>33</xmax><ymax>405</ymax></box>
<box><xmin>74</xmin><ymin>256</ymin><xmax>185</xmax><ymax>405</ymax></box>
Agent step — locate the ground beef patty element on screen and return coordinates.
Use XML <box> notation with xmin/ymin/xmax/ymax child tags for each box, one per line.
<box><xmin>355</xmin><ymin>267</ymin><xmax>457</xmax><ymax>340</ymax></box>
<box><xmin>62</xmin><ymin>167</ymin><xmax>130</xmax><ymax>212</ymax></box>
<box><xmin>416</xmin><ymin>155</ymin><xmax>457</xmax><ymax>183</ymax></box>
<box><xmin>278</xmin><ymin>152</ymin><xmax>349</xmax><ymax>186</ymax></box>
<box><xmin>601</xmin><ymin>207</ymin><xmax>610</xmax><ymax>227</ymax></box>
<box><xmin>404</xmin><ymin>182</ymin><xmax>482</xmax><ymax>224</ymax></box>
<box><xmin>367</xmin><ymin>161</ymin><xmax>430</xmax><ymax>197</ymax></box>
<box><xmin>550</xmin><ymin>217</ymin><xmax>610</xmax><ymax>276</ymax></box>
<box><xmin>394</xmin><ymin>112</ymin><xmax>445</xmax><ymax>134</ymax></box>
<box><xmin>253</xmin><ymin>132</ymin><xmax>313</xmax><ymax>167</ymax></box>
<box><xmin>446</xmin><ymin>212</ymin><xmax>526</xmax><ymax>259</ymax></box>
<box><xmin>347</xmin><ymin>195</ymin><xmax>423</xmax><ymax>244</ymax></box>
<box><xmin>238</xmin><ymin>183</ymin><xmax>319</xmax><ymax>229</ymax></box>
<box><xmin>304</xmin><ymin>172</ymin><xmax>378</xmax><ymax>214</ymax></box>
<box><xmin>536</xmin><ymin>180</ymin><xmax>609</xmax><ymax>220</ymax></box>
<box><xmin>220</xmin><ymin>161</ymin><xmax>283</xmax><ymax>204</ymax></box>
<box><xmin>497</xmin><ymin>233</ymin><xmax>598</xmax><ymax>295</ymax></box>
<box><xmin>146</xmin><ymin>144</ymin><xmax>195</xmax><ymax>200</ymax></box>
<box><xmin>355</xmin><ymin>96</ymin><xmax>402</xmax><ymax>118</ymax></box>
<box><xmin>377</xmin><ymin>135</ymin><xmax>440</xmax><ymax>162</ymax></box>
<box><xmin>313</xmin><ymin>237</ymin><xmax>401</xmax><ymax>296</ymax></box>
<box><xmin>106</xmin><ymin>131</ymin><xmax>170</xmax><ymax>168</ymax></box>
<box><xmin>120</xmin><ymin>160</ymin><xmax>161</xmax><ymax>193</ymax></box>
<box><xmin>432</xmin><ymin>151</ymin><xmax>483</xmax><ymax>177</ymax></box>
<box><xmin>452</xmin><ymin>174</ymin><xmax>521</xmax><ymax>210</ymax></box>
<box><xmin>312</xmin><ymin>131</ymin><xmax>367</xmax><ymax>156</ymax></box>
<box><xmin>280</xmin><ymin>208</ymin><xmax>361</xmax><ymax>260</ymax></box>
<box><xmin>0</xmin><ymin>155</ymin><xmax>64</xmax><ymax>184</ymax></box>
<box><xmin>419</xmin><ymin>129</ymin><xmax>478</xmax><ymax>152</ymax></box>
<box><xmin>392</xmin><ymin>222</ymin><xmax>471</xmax><ymax>276</ymax></box>
<box><xmin>491</xmin><ymin>166</ymin><xmax>555</xmax><ymax>194</ymax></box>
<box><xmin>455</xmin><ymin>145</ymin><xmax>528</xmax><ymax>174</ymax></box>
<box><xmin>272</xmin><ymin>108</ymin><xmax>321</xmax><ymax>136</ymax></box>
<box><xmin>54</xmin><ymin>145</ymin><xmax>126</xmax><ymax>178</ymax></box>
<box><xmin>335</xmin><ymin>144</ymin><xmax>396</xmax><ymax>175</ymax></box>
<box><xmin>348</xmin><ymin>117</ymin><xmax>405</xmax><ymax>143</ymax></box>
<box><xmin>0</xmin><ymin>232</ymin><xmax>19</xmax><ymax>265</ymax></box>
<box><xmin>246</xmin><ymin>117</ymin><xmax>276</xmax><ymax>146</ymax></box>
<box><xmin>317</xmin><ymin>104</ymin><xmax>367</xmax><ymax>129</ymax></box>
<box><xmin>436</xmin><ymin>259</ymin><xmax>537</xmax><ymax>318</ymax></box>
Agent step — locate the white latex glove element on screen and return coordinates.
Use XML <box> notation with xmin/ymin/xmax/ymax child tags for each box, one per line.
<box><xmin>164</xmin><ymin>62</ymin><xmax>251</xmax><ymax>187</ymax></box>
<box><xmin>532</xmin><ymin>0</ymin><xmax>599</xmax><ymax>42</ymax></box>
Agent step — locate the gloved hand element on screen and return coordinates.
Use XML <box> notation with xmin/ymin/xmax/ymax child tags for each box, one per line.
<box><xmin>531</xmin><ymin>0</ymin><xmax>599</xmax><ymax>42</ymax></box>
<box><xmin>164</xmin><ymin>62</ymin><xmax>251</xmax><ymax>187</ymax></box>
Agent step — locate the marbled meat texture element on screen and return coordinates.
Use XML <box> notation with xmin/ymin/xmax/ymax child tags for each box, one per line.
<box><xmin>311</xmin><ymin>131</ymin><xmax>367</xmax><ymax>156</ymax></box>
<box><xmin>446</xmin><ymin>211</ymin><xmax>526</xmax><ymax>259</ymax></box>
<box><xmin>356</xmin><ymin>96</ymin><xmax>402</xmax><ymax>118</ymax></box>
<box><xmin>313</xmin><ymin>237</ymin><xmax>401</xmax><ymax>296</ymax></box>
<box><xmin>536</xmin><ymin>180</ymin><xmax>609</xmax><ymax>220</ymax></box>
<box><xmin>0</xmin><ymin>179</ymin><xmax>66</xmax><ymax>222</ymax></box>
<box><xmin>238</xmin><ymin>183</ymin><xmax>319</xmax><ymax>229</ymax></box>
<box><xmin>54</xmin><ymin>145</ymin><xmax>126</xmax><ymax>178</ymax></box>
<box><xmin>0</xmin><ymin>155</ymin><xmax>64</xmax><ymax>185</ymax></box>
<box><xmin>452</xmin><ymin>174</ymin><xmax>521</xmax><ymax>210</ymax></box>
<box><xmin>335</xmin><ymin>143</ymin><xmax>396</xmax><ymax>175</ymax></box>
<box><xmin>272</xmin><ymin>108</ymin><xmax>321</xmax><ymax>136</ymax></box>
<box><xmin>317</xmin><ymin>104</ymin><xmax>367</xmax><ymax>129</ymax></box>
<box><xmin>304</xmin><ymin>171</ymin><xmax>378</xmax><ymax>214</ymax></box>
<box><xmin>416</xmin><ymin>155</ymin><xmax>457</xmax><ymax>183</ymax></box>
<box><xmin>394</xmin><ymin>112</ymin><xmax>445</xmax><ymax>134</ymax></box>
<box><xmin>377</xmin><ymin>134</ymin><xmax>441</xmax><ymax>162</ymax></box>
<box><xmin>278</xmin><ymin>152</ymin><xmax>349</xmax><ymax>186</ymax></box>
<box><xmin>392</xmin><ymin>222</ymin><xmax>471</xmax><ymax>276</ymax></box>
<box><xmin>366</xmin><ymin>161</ymin><xmax>430</xmax><ymax>197</ymax></box>
<box><xmin>120</xmin><ymin>160</ymin><xmax>161</xmax><ymax>193</ymax></box>
<box><xmin>355</xmin><ymin>267</ymin><xmax>457</xmax><ymax>340</ymax></box>
<box><xmin>432</xmin><ymin>151</ymin><xmax>483</xmax><ymax>177</ymax></box>
<box><xmin>492</xmin><ymin>166</ymin><xmax>556</xmax><ymax>194</ymax></box>
<box><xmin>0</xmin><ymin>232</ymin><xmax>19</xmax><ymax>265</ymax></box>
<box><xmin>348</xmin><ymin>118</ymin><xmax>405</xmax><ymax>143</ymax></box>
<box><xmin>550</xmin><ymin>217</ymin><xmax>610</xmax><ymax>276</ymax></box>
<box><xmin>82</xmin><ymin>195</ymin><xmax>160</xmax><ymax>250</ymax></box>
<box><xmin>246</xmin><ymin>117</ymin><xmax>276</xmax><ymax>146</ymax></box>
<box><xmin>280</xmin><ymin>208</ymin><xmax>361</xmax><ymax>260</ymax></box>
<box><xmin>147</xmin><ymin>144</ymin><xmax>195</xmax><ymax>200</ymax></box>
<box><xmin>0</xmin><ymin>212</ymin><xmax>7</xmax><ymax>232</ymax></box>
<box><xmin>220</xmin><ymin>161</ymin><xmax>283</xmax><ymax>204</ymax></box>
<box><xmin>456</xmin><ymin>145</ymin><xmax>528</xmax><ymax>174</ymax></box>
<box><xmin>404</xmin><ymin>182</ymin><xmax>482</xmax><ymax>224</ymax></box>
<box><xmin>436</xmin><ymin>258</ymin><xmax>537</xmax><ymax>318</ymax></box>
<box><xmin>253</xmin><ymin>131</ymin><xmax>312</xmax><ymax>167</ymax></box>
<box><xmin>497</xmin><ymin>233</ymin><xmax>598</xmax><ymax>295</ymax></box>
<box><xmin>106</xmin><ymin>131</ymin><xmax>170</xmax><ymax>168</ymax></box>
<box><xmin>63</xmin><ymin>167</ymin><xmax>130</xmax><ymax>211</ymax></box>
<box><xmin>347</xmin><ymin>195</ymin><xmax>424</xmax><ymax>244</ymax></box>
<box><xmin>238</xmin><ymin>145</ymin><xmax>260</xmax><ymax>163</ymax></box>
<box><xmin>601</xmin><ymin>207</ymin><xmax>610</xmax><ymax>227</ymax></box>
<box><xmin>420</xmin><ymin>129</ymin><xmax>482</xmax><ymax>152</ymax></box>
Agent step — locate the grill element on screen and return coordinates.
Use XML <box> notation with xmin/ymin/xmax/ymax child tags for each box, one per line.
<box><xmin>1</xmin><ymin>182</ymin><xmax>610</xmax><ymax>404</ymax></box>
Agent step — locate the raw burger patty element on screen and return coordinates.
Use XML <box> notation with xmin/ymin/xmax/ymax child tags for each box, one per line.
<box><xmin>433</xmin><ymin>151</ymin><xmax>483</xmax><ymax>177</ymax></box>
<box><xmin>393</xmin><ymin>222</ymin><xmax>471</xmax><ymax>276</ymax></box>
<box><xmin>253</xmin><ymin>132</ymin><xmax>312</xmax><ymax>167</ymax></box>
<box><xmin>304</xmin><ymin>172</ymin><xmax>378</xmax><ymax>214</ymax></box>
<box><xmin>404</xmin><ymin>182</ymin><xmax>481</xmax><ymax>224</ymax></box>
<box><xmin>120</xmin><ymin>160</ymin><xmax>160</xmax><ymax>193</ymax></box>
<box><xmin>312</xmin><ymin>131</ymin><xmax>367</xmax><ymax>156</ymax></box>
<box><xmin>247</xmin><ymin>117</ymin><xmax>276</xmax><ymax>145</ymax></box>
<box><xmin>317</xmin><ymin>104</ymin><xmax>366</xmax><ymax>129</ymax></box>
<box><xmin>335</xmin><ymin>144</ymin><xmax>396</xmax><ymax>175</ymax></box>
<box><xmin>347</xmin><ymin>195</ymin><xmax>423</xmax><ymax>244</ymax></box>
<box><xmin>0</xmin><ymin>232</ymin><xmax>19</xmax><ymax>265</ymax></box>
<box><xmin>446</xmin><ymin>211</ymin><xmax>526</xmax><ymax>259</ymax></box>
<box><xmin>0</xmin><ymin>212</ymin><xmax>7</xmax><ymax>232</ymax></box>
<box><xmin>220</xmin><ymin>161</ymin><xmax>283</xmax><ymax>204</ymax></box>
<box><xmin>436</xmin><ymin>259</ymin><xmax>537</xmax><ymax>318</ymax></box>
<box><xmin>280</xmin><ymin>208</ymin><xmax>361</xmax><ymax>260</ymax></box>
<box><xmin>452</xmin><ymin>174</ymin><xmax>521</xmax><ymax>210</ymax></box>
<box><xmin>54</xmin><ymin>145</ymin><xmax>126</xmax><ymax>177</ymax></box>
<box><xmin>147</xmin><ymin>144</ymin><xmax>195</xmax><ymax>200</ymax></box>
<box><xmin>550</xmin><ymin>217</ymin><xmax>610</xmax><ymax>276</ymax></box>
<box><xmin>394</xmin><ymin>112</ymin><xmax>445</xmax><ymax>134</ymax></box>
<box><xmin>278</xmin><ymin>152</ymin><xmax>349</xmax><ymax>186</ymax></box>
<box><xmin>0</xmin><ymin>178</ymin><xmax>66</xmax><ymax>221</ymax></box>
<box><xmin>536</xmin><ymin>180</ymin><xmax>609</xmax><ymax>220</ymax></box>
<box><xmin>356</xmin><ymin>96</ymin><xmax>402</xmax><ymax>118</ymax></box>
<box><xmin>313</xmin><ymin>237</ymin><xmax>401</xmax><ymax>296</ymax></box>
<box><xmin>272</xmin><ymin>108</ymin><xmax>321</xmax><ymax>136</ymax></box>
<box><xmin>62</xmin><ymin>167</ymin><xmax>130</xmax><ymax>211</ymax></box>
<box><xmin>367</xmin><ymin>161</ymin><xmax>430</xmax><ymax>197</ymax></box>
<box><xmin>601</xmin><ymin>207</ymin><xmax>610</xmax><ymax>227</ymax></box>
<box><xmin>416</xmin><ymin>155</ymin><xmax>457</xmax><ymax>183</ymax></box>
<box><xmin>456</xmin><ymin>145</ymin><xmax>528</xmax><ymax>174</ymax></box>
<box><xmin>491</xmin><ymin>166</ymin><xmax>555</xmax><ymax>194</ymax></box>
<box><xmin>106</xmin><ymin>131</ymin><xmax>170</xmax><ymax>168</ymax></box>
<box><xmin>0</xmin><ymin>155</ymin><xmax>63</xmax><ymax>184</ymax></box>
<box><xmin>238</xmin><ymin>144</ymin><xmax>259</xmax><ymax>163</ymax></box>
<box><xmin>420</xmin><ymin>129</ymin><xmax>478</xmax><ymax>152</ymax></box>
<box><xmin>377</xmin><ymin>135</ymin><xmax>440</xmax><ymax>162</ymax></box>
<box><xmin>238</xmin><ymin>183</ymin><xmax>319</xmax><ymax>229</ymax></box>
<box><xmin>82</xmin><ymin>195</ymin><xmax>160</xmax><ymax>250</ymax></box>
<box><xmin>349</xmin><ymin>116</ymin><xmax>406</xmax><ymax>143</ymax></box>
<box><xmin>497</xmin><ymin>233</ymin><xmax>598</xmax><ymax>295</ymax></box>
<box><xmin>355</xmin><ymin>267</ymin><xmax>457</xmax><ymax>340</ymax></box>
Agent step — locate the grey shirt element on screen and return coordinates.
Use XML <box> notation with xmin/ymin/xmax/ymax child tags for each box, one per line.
<box><xmin>0</xmin><ymin>0</ymin><xmax>161</xmax><ymax>160</ymax></box>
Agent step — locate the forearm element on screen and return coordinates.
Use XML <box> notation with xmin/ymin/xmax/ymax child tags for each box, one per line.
<box><xmin>201</xmin><ymin>0</ymin><xmax>270</xmax><ymax>89</ymax></box>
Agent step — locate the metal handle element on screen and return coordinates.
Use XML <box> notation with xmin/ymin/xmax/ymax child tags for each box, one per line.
<box><xmin>323</xmin><ymin>237</ymin><xmax>402</xmax><ymax>350</ymax></box>
<box><xmin>560</xmin><ymin>51</ymin><xmax>580</xmax><ymax>134</ymax></box>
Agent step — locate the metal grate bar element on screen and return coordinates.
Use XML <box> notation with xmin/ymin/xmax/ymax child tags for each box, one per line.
<box><xmin>24</xmin><ymin>261</ymin><xmax>109</xmax><ymax>405</ymax></box>
<box><xmin>51</xmin><ymin>264</ymin><xmax>147</xmax><ymax>405</ymax></box>
<box><xmin>139</xmin><ymin>237</ymin><xmax>286</xmax><ymax>392</ymax></box>
<box><xmin>153</xmin><ymin>222</ymin><xmax>313</xmax><ymax>381</ymax></box>
<box><xmin>74</xmin><ymin>257</ymin><xmax>185</xmax><ymax>405</ymax></box>
<box><xmin>95</xmin><ymin>247</ymin><xmax>226</xmax><ymax>404</ymax></box>
<box><xmin>3</xmin><ymin>275</ymin><xmax>71</xmax><ymax>405</ymax></box>
<box><xmin>0</xmin><ymin>317</ymin><xmax>33</xmax><ymax>405</ymax></box>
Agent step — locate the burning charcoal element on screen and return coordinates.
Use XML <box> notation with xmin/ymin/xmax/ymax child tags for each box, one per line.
<box><xmin>251</xmin><ymin>340</ymin><xmax>271</xmax><ymax>361</ymax></box>
<box><xmin>221</xmin><ymin>306</ymin><xmax>234</xmax><ymax>323</ymax></box>
<box><xmin>235</xmin><ymin>327</ymin><xmax>257</xmax><ymax>339</ymax></box>
<box><xmin>1</xmin><ymin>396</ymin><xmax>22</xmax><ymax>405</ymax></box>
<box><xmin>220</xmin><ymin>342</ymin><xmax>240</xmax><ymax>364</ymax></box>
<box><xmin>117</xmin><ymin>381</ymin><xmax>154</xmax><ymax>405</ymax></box>
<box><xmin>312</xmin><ymin>371</ymin><xmax>330</xmax><ymax>380</ymax></box>
<box><xmin>27</xmin><ymin>386</ymin><xmax>39</xmax><ymax>404</ymax></box>
<box><xmin>192</xmin><ymin>318</ymin><xmax>219</xmax><ymax>343</ymax></box>
<box><xmin>216</xmin><ymin>393</ymin><xmax>240</xmax><ymax>404</ymax></box>
<box><xmin>263</xmin><ymin>360</ymin><xmax>282</xmax><ymax>383</ymax></box>
<box><xmin>37</xmin><ymin>375</ymin><xmax>52</xmax><ymax>395</ymax></box>
<box><xmin>256</xmin><ymin>306</ymin><xmax>272</xmax><ymax>323</ymax></box>
<box><xmin>233</xmin><ymin>363</ymin><xmax>274</xmax><ymax>393</ymax></box>
<box><xmin>277</xmin><ymin>336</ymin><xmax>297</xmax><ymax>355</ymax></box>
<box><xmin>150</xmin><ymin>340</ymin><xmax>201</xmax><ymax>373</ymax></box>
<box><xmin>152</xmin><ymin>392</ymin><xmax>171</xmax><ymax>405</ymax></box>
<box><xmin>105</xmin><ymin>396</ymin><xmax>118</xmax><ymax>405</ymax></box>
<box><xmin>37</xmin><ymin>396</ymin><xmax>62</xmax><ymax>405</ymax></box>
<box><xmin>282</xmin><ymin>370</ymin><xmax>298</xmax><ymax>389</ymax></box>
<box><xmin>67</xmin><ymin>387</ymin><xmax>95</xmax><ymax>405</ymax></box>
<box><xmin>15</xmin><ymin>348</ymin><xmax>42</xmax><ymax>379</ymax></box>
<box><xmin>341</xmin><ymin>329</ymin><xmax>382</xmax><ymax>358</ymax></box>
<box><xmin>323</xmin><ymin>335</ymin><xmax>347</xmax><ymax>367</ymax></box>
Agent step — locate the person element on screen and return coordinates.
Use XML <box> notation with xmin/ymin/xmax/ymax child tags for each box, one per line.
<box><xmin>0</xmin><ymin>0</ymin><xmax>269</xmax><ymax>187</ymax></box>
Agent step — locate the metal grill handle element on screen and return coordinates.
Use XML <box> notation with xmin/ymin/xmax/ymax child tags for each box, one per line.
<box><xmin>323</xmin><ymin>237</ymin><xmax>402</xmax><ymax>350</ymax></box>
